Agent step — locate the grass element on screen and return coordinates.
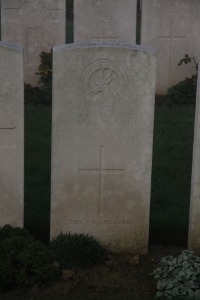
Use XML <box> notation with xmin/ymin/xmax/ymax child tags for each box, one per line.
<box><xmin>24</xmin><ymin>104</ymin><xmax>52</xmax><ymax>242</ymax></box>
<box><xmin>3</xmin><ymin>92</ymin><xmax>196</xmax><ymax>300</ymax></box>
<box><xmin>0</xmin><ymin>291</ymin><xmax>142</xmax><ymax>300</ymax></box>
<box><xmin>24</xmin><ymin>18</ymin><xmax>74</xmax><ymax>241</ymax></box>
<box><xmin>0</xmin><ymin>293</ymin><xmax>153</xmax><ymax>300</ymax></box>
<box><xmin>66</xmin><ymin>20</ymin><xmax>74</xmax><ymax>43</ymax></box>
<box><xmin>150</xmin><ymin>104</ymin><xmax>195</xmax><ymax>246</ymax></box>
<box><xmin>24</xmin><ymin>101</ymin><xmax>196</xmax><ymax>246</ymax></box>
<box><xmin>0</xmin><ymin>294</ymin><xmax>197</xmax><ymax>300</ymax></box>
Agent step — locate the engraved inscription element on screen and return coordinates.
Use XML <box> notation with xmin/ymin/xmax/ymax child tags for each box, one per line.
<box><xmin>56</xmin><ymin>113</ymin><xmax>135</xmax><ymax>129</ymax></box>
<box><xmin>159</xmin><ymin>22</ymin><xmax>186</xmax><ymax>66</ymax></box>
<box><xmin>81</xmin><ymin>60</ymin><xmax>129</xmax><ymax>107</ymax></box>
<box><xmin>66</xmin><ymin>219</ymin><xmax>133</xmax><ymax>225</ymax></box>
<box><xmin>57</xmin><ymin>129</ymin><xmax>135</xmax><ymax>145</ymax></box>
<box><xmin>86</xmin><ymin>219</ymin><xmax>132</xmax><ymax>225</ymax></box>
<box><xmin>79</xmin><ymin>145</ymin><xmax>124</xmax><ymax>216</ymax></box>
<box><xmin>55</xmin><ymin>112</ymin><xmax>137</xmax><ymax>144</ymax></box>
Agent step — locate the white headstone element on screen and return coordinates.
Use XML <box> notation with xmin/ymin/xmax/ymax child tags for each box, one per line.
<box><xmin>0</xmin><ymin>41</ymin><xmax>24</xmax><ymax>228</ymax></box>
<box><xmin>188</xmin><ymin>68</ymin><xmax>200</xmax><ymax>254</ymax></box>
<box><xmin>1</xmin><ymin>0</ymin><xmax>66</xmax><ymax>85</ymax></box>
<box><xmin>74</xmin><ymin>0</ymin><xmax>137</xmax><ymax>43</ymax></box>
<box><xmin>141</xmin><ymin>0</ymin><xmax>200</xmax><ymax>94</ymax></box>
<box><xmin>51</xmin><ymin>42</ymin><xmax>156</xmax><ymax>253</ymax></box>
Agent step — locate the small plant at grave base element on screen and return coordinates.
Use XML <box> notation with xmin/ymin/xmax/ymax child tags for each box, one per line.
<box><xmin>151</xmin><ymin>250</ymin><xmax>200</xmax><ymax>299</ymax></box>
<box><xmin>49</xmin><ymin>232</ymin><xmax>108</xmax><ymax>269</ymax></box>
<box><xmin>166</xmin><ymin>54</ymin><xmax>197</xmax><ymax>106</ymax></box>
<box><xmin>0</xmin><ymin>224</ymin><xmax>32</xmax><ymax>241</ymax></box>
<box><xmin>0</xmin><ymin>225</ymin><xmax>59</xmax><ymax>291</ymax></box>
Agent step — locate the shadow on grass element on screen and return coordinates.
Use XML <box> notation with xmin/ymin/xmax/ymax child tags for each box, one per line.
<box><xmin>150</xmin><ymin>101</ymin><xmax>195</xmax><ymax>246</ymax></box>
<box><xmin>24</xmin><ymin>100</ymin><xmax>196</xmax><ymax>246</ymax></box>
<box><xmin>24</xmin><ymin>104</ymin><xmax>52</xmax><ymax>243</ymax></box>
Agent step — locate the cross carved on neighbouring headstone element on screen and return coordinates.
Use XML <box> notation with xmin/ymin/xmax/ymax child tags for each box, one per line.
<box><xmin>159</xmin><ymin>22</ymin><xmax>186</xmax><ymax>66</ymax></box>
<box><xmin>91</xmin><ymin>19</ymin><xmax>118</xmax><ymax>42</ymax></box>
<box><xmin>79</xmin><ymin>145</ymin><xmax>124</xmax><ymax>216</ymax></box>
<box><xmin>4</xmin><ymin>0</ymin><xmax>62</xmax><ymax>64</ymax></box>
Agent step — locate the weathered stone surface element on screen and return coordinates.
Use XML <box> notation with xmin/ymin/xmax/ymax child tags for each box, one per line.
<box><xmin>1</xmin><ymin>0</ymin><xmax>66</xmax><ymax>85</ymax></box>
<box><xmin>74</xmin><ymin>0</ymin><xmax>137</xmax><ymax>43</ymax></box>
<box><xmin>188</xmin><ymin>68</ymin><xmax>200</xmax><ymax>254</ymax></box>
<box><xmin>51</xmin><ymin>42</ymin><xmax>156</xmax><ymax>253</ymax></box>
<box><xmin>141</xmin><ymin>0</ymin><xmax>200</xmax><ymax>94</ymax></box>
<box><xmin>0</xmin><ymin>41</ymin><xmax>24</xmax><ymax>228</ymax></box>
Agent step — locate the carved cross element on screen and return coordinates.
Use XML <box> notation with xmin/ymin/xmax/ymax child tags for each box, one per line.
<box><xmin>79</xmin><ymin>145</ymin><xmax>124</xmax><ymax>215</ymax></box>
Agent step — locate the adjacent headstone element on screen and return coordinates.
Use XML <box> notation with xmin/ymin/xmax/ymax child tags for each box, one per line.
<box><xmin>141</xmin><ymin>0</ymin><xmax>200</xmax><ymax>94</ymax></box>
<box><xmin>74</xmin><ymin>0</ymin><xmax>137</xmax><ymax>43</ymax></box>
<box><xmin>51</xmin><ymin>42</ymin><xmax>156</xmax><ymax>253</ymax></box>
<box><xmin>188</xmin><ymin>67</ymin><xmax>200</xmax><ymax>254</ymax></box>
<box><xmin>0</xmin><ymin>41</ymin><xmax>24</xmax><ymax>228</ymax></box>
<box><xmin>1</xmin><ymin>0</ymin><xmax>66</xmax><ymax>85</ymax></box>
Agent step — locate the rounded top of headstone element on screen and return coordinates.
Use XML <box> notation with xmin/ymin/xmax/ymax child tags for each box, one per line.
<box><xmin>0</xmin><ymin>41</ymin><xmax>23</xmax><ymax>52</ymax></box>
<box><xmin>53</xmin><ymin>42</ymin><xmax>156</xmax><ymax>56</ymax></box>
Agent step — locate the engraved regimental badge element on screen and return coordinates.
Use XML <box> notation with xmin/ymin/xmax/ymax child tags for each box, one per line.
<box><xmin>81</xmin><ymin>59</ymin><xmax>129</xmax><ymax>107</ymax></box>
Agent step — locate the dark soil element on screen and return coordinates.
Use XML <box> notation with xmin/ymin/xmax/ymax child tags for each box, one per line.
<box><xmin>1</xmin><ymin>246</ymin><xmax>185</xmax><ymax>300</ymax></box>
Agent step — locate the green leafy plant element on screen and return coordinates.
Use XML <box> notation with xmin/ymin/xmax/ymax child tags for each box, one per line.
<box><xmin>166</xmin><ymin>54</ymin><xmax>197</xmax><ymax>106</ymax></box>
<box><xmin>36</xmin><ymin>50</ymin><xmax>52</xmax><ymax>104</ymax></box>
<box><xmin>0</xmin><ymin>225</ymin><xmax>59</xmax><ymax>291</ymax></box>
<box><xmin>25</xmin><ymin>50</ymin><xmax>52</xmax><ymax>105</ymax></box>
<box><xmin>16</xmin><ymin>240</ymin><xmax>59</xmax><ymax>288</ymax></box>
<box><xmin>0</xmin><ymin>224</ymin><xmax>32</xmax><ymax>241</ymax></box>
<box><xmin>178</xmin><ymin>54</ymin><xmax>198</xmax><ymax>72</ymax></box>
<box><xmin>151</xmin><ymin>250</ymin><xmax>200</xmax><ymax>299</ymax></box>
<box><xmin>166</xmin><ymin>76</ymin><xmax>197</xmax><ymax>106</ymax></box>
<box><xmin>49</xmin><ymin>232</ymin><xmax>108</xmax><ymax>269</ymax></box>
<box><xmin>24</xmin><ymin>84</ymin><xmax>44</xmax><ymax>105</ymax></box>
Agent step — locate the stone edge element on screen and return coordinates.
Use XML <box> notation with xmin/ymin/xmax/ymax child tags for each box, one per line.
<box><xmin>188</xmin><ymin>60</ymin><xmax>200</xmax><ymax>250</ymax></box>
<box><xmin>0</xmin><ymin>41</ymin><xmax>23</xmax><ymax>52</ymax></box>
<box><xmin>53</xmin><ymin>42</ymin><xmax>156</xmax><ymax>56</ymax></box>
